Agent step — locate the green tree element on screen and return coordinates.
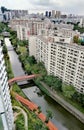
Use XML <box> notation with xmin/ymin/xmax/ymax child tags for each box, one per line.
<box><xmin>27</xmin><ymin>56</ymin><xmax>37</xmax><ymax>65</ymax></box>
<box><xmin>2</xmin><ymin>44</ymin><xmax>7</xmax><ymax>54</ymax></box>
<box><xmin>24</xmin><ymin>63</ymin><xmax>31</xmax><ymax>74</ymax></box>
<box><xmin>45</xmin><ymin>110</ymin><xmax>53</xmax><ymax>123</ymax></box>
<box><xmin>73</xmin><ymin>35</ymin><xmax>79</xmax><ymax>43</ymax></box>
<box><xmin>62</xmin><ymin>83</ymin><xmax>76</xmax><ymax>98</ymax></box>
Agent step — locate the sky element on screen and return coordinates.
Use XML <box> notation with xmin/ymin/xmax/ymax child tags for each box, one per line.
<box><xmin>0</xmin><ymin>0</ymin><xmax>84</xmax><ymax>15</ymax></box>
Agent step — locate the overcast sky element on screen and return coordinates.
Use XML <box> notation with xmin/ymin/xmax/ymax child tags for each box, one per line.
<box><xmin>0</xmin><ymin>0</ymin><xmax>84</xmax><ymax>15</ymax></box>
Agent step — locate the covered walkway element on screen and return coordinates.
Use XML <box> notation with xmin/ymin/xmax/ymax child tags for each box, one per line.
<box><xmin>14</xmin><ymin>92</ymin><xmax>58</xmax><ymax>130</ymax></box>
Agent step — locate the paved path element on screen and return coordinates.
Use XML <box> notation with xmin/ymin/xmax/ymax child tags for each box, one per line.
<box><xmin>13</xmin><ymin>106</ymin><xmax>28</xmax><ymax>130</ymax></box>
<box><xmin>40</xmin><ymin>81</ymin><xmax>84</xmax><ymax>124</ymax></box>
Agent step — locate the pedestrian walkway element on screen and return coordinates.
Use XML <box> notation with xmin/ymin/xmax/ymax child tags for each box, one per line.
<box><xmin>14</xmin><ymin>92</ymin><xmax>58</xmax><ymax>130</ymax></box>
<box><xmin>13</xmin><ymin>106</ymin><xmax>28</xmax><ymax>130</ymax></box>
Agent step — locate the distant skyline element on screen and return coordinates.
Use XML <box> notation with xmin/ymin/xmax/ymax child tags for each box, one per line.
<box><xmin>0</xmin><ymin>0</ymin><xmax>84</xmax><ymax>15</ymax></box>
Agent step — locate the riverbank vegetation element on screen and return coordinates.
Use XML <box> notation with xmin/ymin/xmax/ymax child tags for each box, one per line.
<box><xmin>2</xmin><ymin>44</ymin><xmax>14</xmax><ymax>79</ymax></box>
<box><xmin>40</xmin><ymin>76</ymin><xmax>84</xmax><ymax>113</ymax></box>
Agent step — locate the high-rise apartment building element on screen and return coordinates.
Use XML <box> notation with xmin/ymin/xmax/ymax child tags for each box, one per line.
<box><xmin>0</xmin><ymin>42</ymin><xmax>13</xmax><ymax>130</ymax></box>
<box><xmin>16</xmin><ymin>25</ymin><xmax>30</xmax><ymax>40</ymax></box>
<box><xmin>11</xmin><ymin>18</ymin><xmax>45</xmax><ymax>40</ymax></box>
<box><xmin>52</xmin><ymin>10</ymin><xmax>55</xmax><ymax>17</ymax></box>
<box><xmin>49</xmin><ymin>11</ymin><xmax>51</xmax><ymax>17</ymax></box>
<box><xmin>45</xmin><ymin>11</ymin><xmax>48</xmax><ymax>17</ymax></box>
<box><xmin>55</xmin><ymin>11</ymin><xmax>61</xmax><ymax>18</ymax></box>
<box><xmin>79</xmin><ymin>18</ymin><xmax>84</xmax><ymax>27</ymax></box>
<box><xmin>29</xmin><ymin>34</ymin><xmax>84</xmax><ymax>93</ymax></box>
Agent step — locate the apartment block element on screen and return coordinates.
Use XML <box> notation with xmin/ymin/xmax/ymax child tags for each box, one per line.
<box><xmin>54</xmin><ymin>28</ymin><xmax>80</xmax><ymax>38</ymax></box>
<box><xmin>29</xmin><ymin>36</ymin><xmax>37</xmax><ymax>58</ymax></box>
<box><xmin>54</xmin><ymin>23</ymin><xmax>74</xmax><ymax>30</ymax></box>
<box><xmin>10</xmin><ymin>18</ymin><xmax>45</xmax><ymax>40</ymax></box>
<box><xmin>29</xmin><ymin>35</ymin><xmax>84</xmax><ymax>93</ymax></box>
<box><xmin>16</xmin><ymin>25</ymin><xmax>30</xmax><ymax>40</ymax></box>
<box><xmin>52</xmin><ymin>10</ymin><xmax>55</xmax><ymax>17</ymax></box>
<box><xmin>55</xmin><ymin>11</ymin><xmax>61</xmax><ymax>18</ymax></box>
<box><xmin>0</xmin><ymin>43</ymin><xmax>13</xmax><ymax>130</ymax></box>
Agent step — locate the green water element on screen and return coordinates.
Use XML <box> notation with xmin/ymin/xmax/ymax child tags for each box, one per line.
<box><xmin>0</xmin><ymin>116</ymin><xmax>4</xmax><ymax>130</ymax></box>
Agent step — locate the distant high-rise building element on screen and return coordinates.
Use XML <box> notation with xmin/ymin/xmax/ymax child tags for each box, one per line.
<box><xmin>10</xmin><ymin>9</ymin><xmax>28</xmax><ymax>18</ymax></box>
<box><xmin>79</xmin><ymin>18</ymin><xmax>84</xmax><ymax>27</ymax></box>
<box><xmin>49</xmin><ymin>11</ymin><xmax>51</xmax><ymax>17</ymax></box>
<box><xmin>55</xmin><ymin>11</ymin><xmax>61</xmax><ymax>18</ymax></box>
<box><xmin>0</xmin><ymin>41</ymin><xmax>13</xmax><ymax>130</ymax></box>
<box><xmin>52</xmin><ymin>10</ymin><xmax>55</xmax><ymax>17</ymax></box>
<box><xmin>45</xmin><ymin>11</ymin><xmax>48</xmax><ymax>17</ymax></box>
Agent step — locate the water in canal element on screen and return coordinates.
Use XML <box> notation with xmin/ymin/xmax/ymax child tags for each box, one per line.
<box><xmin>5</xmin><ymin>38</ymin><xmax>84</xmax><ymax>130</ymax></box>
<box><xmin>22</xmin><ymin>86</ymin><xmax>84</xmax><ymax>130</ymax></box>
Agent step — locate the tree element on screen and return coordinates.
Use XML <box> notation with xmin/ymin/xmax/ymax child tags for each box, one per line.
<box><xmin>24</xmin><ymin>63</ymin><xmax>31</xmax><ymax>74</ymax></box>
<box><xmin>73</xmin><ymin>35</ymin><xmax>79</xmax><ymax>43</ymax></box>
<box><xmin>45</xmin><ymin>110</ymin><xmax>53</xmax><ymax>123</ymax></box>
<box><xmin>44</xmin><ymin>75</ymin><xmax>62</xmax><ymax>91</ymax></box>
<box><xmin>2</xmin><ymin>44</ymin><xmax>7</xmax><ymax>54</ymax></box>
<box><xmin>62</xmin><ymin>83</ymin><xmax>76</xmax><ymax>98</ymax></box>
<box><xmin>38</xmin><ymin>106</ymin><xmax>42</xmax><ymax>114</ymax></box>
<box><xmin>27</xmin><ymin>56</ymin><xmax>37</xmax><ymax>65</ymax></box>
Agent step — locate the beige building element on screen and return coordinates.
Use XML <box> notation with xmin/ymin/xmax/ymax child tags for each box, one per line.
<box><xmin>29</xmin><ymin>36</ymin><xmax>37</xmax><ymax>58</ymax></box>
<box><xmin>79</xmin><ymin>18</ymin><xmax>84</xmax><ymax>27</ymax></box>
<box><xmin>54</xmin><ymin>28</ymin><xmax>80</xmax><ymax>38</ymax></box>
<box><xmin>52</xmin><ymin>10</ymin><xmax>55</xmax><ymax>17</ymax></box>
<box><xmin>55</xmin><ymin>11</ymin><xmax>61</xmax><ymax>18</ymax></box>
<box><xmin>54</xmin><ymin>23</ymin><xmax>74</xmax><ymax>30</ymax></box>
<box><xmin>29</xmin><ymin>34</ymin><xmax>84</xmax><ymax>93</ymax></box>
<box><xmin>10</xmin><ymin>18</ymin><xmax>45</xmax><ymax>40</ymax></box>
<box><xmin>16</xmin><ymin>25</ymin><xmax>30</xmax><ymax>40</ymax></box>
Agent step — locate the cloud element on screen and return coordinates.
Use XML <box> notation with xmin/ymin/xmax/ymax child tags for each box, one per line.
<box><xmin>0</xmin><ymin>0</ymin><xmax>84</xmax><ymax>14</ymax></box>
<box><xmin>29</xmin><ymin>0</ymin><xmax>84</xmax><ymax>14</ymax></box>
<box><xmin>30</xmin><ymin>0</ymin><xmax>60</xmax><ymax>7</ymax></box>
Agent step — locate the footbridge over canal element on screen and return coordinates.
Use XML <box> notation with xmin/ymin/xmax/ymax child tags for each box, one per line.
<box><xmin>8</xmin><ymin>74</ymin><xmax>40</xmax><ymax>85</ymax></box>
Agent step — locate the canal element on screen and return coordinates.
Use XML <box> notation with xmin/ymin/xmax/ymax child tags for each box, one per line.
<box><xmin>5</xmin><ymin>38</ymin><xmax>84</xmax><ymax>130</ymax></box>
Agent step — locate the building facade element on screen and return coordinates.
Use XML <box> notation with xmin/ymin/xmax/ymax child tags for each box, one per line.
<box><xmin>10</xmin><ymin>18</ymin><xmax>45</xmax><ymax>40</ymax></box>
<box><xmin>16</xmin><ymin>25</ymin><xmax>30</xmax><ymax>40</ymax></box>
<box><xmin>55</xmin><ymin>11</ymin><xmax>61</xmax><ymax>18</ymax></box>
<box><xmin>0</xmin><ymin>43</ymin><xmax>13</xmax><ymax>130</ymax></box>
<box><xmin>29</xmin><ymin>35</ymin><xmax>84</xmax><ymax>93</ymax></box>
